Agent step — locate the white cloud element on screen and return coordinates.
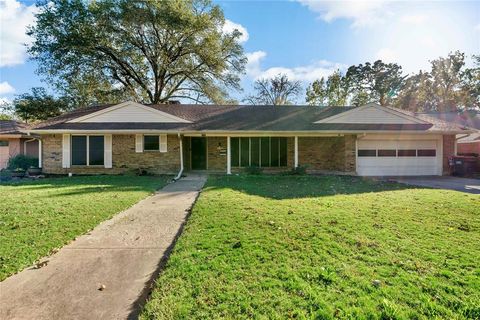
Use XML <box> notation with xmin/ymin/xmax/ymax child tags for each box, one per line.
<box><xmin>375</xmin><ymin>48</ymin><xmax>399</xmax><ymax>63</ymax></box>
<box><xmin>223</xmin><ymin>19</ymin><xmax>249</xmax><ymax>43</ymax></box>
<box><xmin>297</xmin><ymin>0</ymin><xmax>390</xmax><ymax>28</ymax></box>
<box><xmin>245</xmin><ymin>50</ymin><xmax>345</xmax><ymax>82</ymax></box>
<box><xmin>0</xmin><ymin>81</ymin><xmax>15</xmax><ymax>94</ymax></box>
<box><xmin>0</xmin><ymin>0</ymin><xmax>38</xmax><ymax>67</ymax></box>
<box><xmin>245</xmin><ymin>51</ymin><xmax>267</xmax><ymax>78</ymax></box>
<box><xmin>400</xmin><ymin>14</ymin><xmax>428</xmax><ymax>25</ymax></box>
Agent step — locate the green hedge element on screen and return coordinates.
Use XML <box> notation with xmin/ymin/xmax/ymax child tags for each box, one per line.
<box><xmin>7</xmin><ymin>154</ymin><xmax>39</xmax><ymax>170</ymax></box>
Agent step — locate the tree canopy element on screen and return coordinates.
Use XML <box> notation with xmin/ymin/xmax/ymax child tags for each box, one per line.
<box><xmin>306</xmin><ymin>52</ymin><xmax>479</xmax><ymax>111</ymax></box>
<box><xmin>245</xmin><ymin>74</ymin><xmax>302</xmax><ymax>105</ymax></box>
<box><xmin>6</xmin><ymin>88</ymin><xmax>70</xmax><ymax>123</ymax></box>
<box><xmin>28</xmin><ymin>0</ymin><xmax>247</xmax><ymax>106</ymax></box>
<box><xmin>306</xmin><ymin>70</ymin><xmax>349</xmax><ymax>106</ymax></box>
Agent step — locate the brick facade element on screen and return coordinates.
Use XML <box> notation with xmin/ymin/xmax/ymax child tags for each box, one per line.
<box><xmin>206</xmin><ymin>137</ymin><xmax>228</xmax><ymax>172</ymax></box>
<box><xmin>41</xmin><ymin>134</ymin><xmax>357</xmax><ymax>175</ymax></box>
<box><xmin>298</xmin><ymin>135</ymin><xmax>356</xmax><ymax>174</ymax></box>
<box><xmin>442</xmin><ymin>134</ymin><xmax>456</xmax><ymax>175</ymax></box>
<box><xmin>42</xmin><ymin>134</ymin><xmax>180</xmax><ymax>175</ymax></box>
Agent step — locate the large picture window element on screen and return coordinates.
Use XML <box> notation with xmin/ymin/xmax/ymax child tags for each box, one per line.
<box><xmin>230</xmin><ymin>137</ymin><xmax>288</xmax><ymax>167</ymax></box>
<box><xmin>71</xmin><ymin>135</ymin><xmax>104</xmax><ymax>166</ymax></box>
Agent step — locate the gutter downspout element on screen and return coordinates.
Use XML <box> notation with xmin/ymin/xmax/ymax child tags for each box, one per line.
<box><xmin>24</xmin><ymin>138</ymin><xmax>37</xmax><ymax>155</ymax></box>
<box><xmin>174</xmin><ymin>133</ymin><xmax>184</xmax><ymax>181</ymax></box>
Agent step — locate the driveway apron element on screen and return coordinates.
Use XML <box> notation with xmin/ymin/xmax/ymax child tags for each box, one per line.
<box><xmin>0</xmin><ymin>174</ymin><xmax>207</xmax><ymax>320</ymax></box>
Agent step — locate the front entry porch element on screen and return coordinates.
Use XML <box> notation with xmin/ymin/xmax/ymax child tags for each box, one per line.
<box><xmin>182</xmin><ymin>135</ymin><xmax>356</xmax><ymax>175</ymax></box>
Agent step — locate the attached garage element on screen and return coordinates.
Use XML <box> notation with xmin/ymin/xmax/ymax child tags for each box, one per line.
<box><xmin>357</xmin><ymin>137</ymin><xmax>442</xmax><ymax>176</ymax></box>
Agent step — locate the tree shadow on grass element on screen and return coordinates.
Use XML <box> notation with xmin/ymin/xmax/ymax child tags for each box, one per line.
<box><xmin>205</xmin><ymin>174</ymin><xmax>416</xmax><ymax>200</ymax></box>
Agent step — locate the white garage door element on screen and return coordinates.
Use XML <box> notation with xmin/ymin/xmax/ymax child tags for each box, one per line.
<box><xmin>357</xmin><ymin>140</ymin><xmax>440</xmax><ymax>176</ymax></box>
<box><xmin>0</xmin><ymin>145</ymin><xmax>9</xmax><ymax>169</ymax></box>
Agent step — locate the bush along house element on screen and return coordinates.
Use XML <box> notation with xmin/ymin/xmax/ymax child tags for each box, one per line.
<box><xmin>27</xmin><ymin>101</ymin><xmax>474</xmax><ymax>177</ymax></box>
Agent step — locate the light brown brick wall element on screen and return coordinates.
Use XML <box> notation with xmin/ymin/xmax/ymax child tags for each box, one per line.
<box><xmin>207</xmin><ymin>137</ymin><xmax>227</xmax><ymax>172</ymax></box>
<box><xmin>42</xmin><ymin>134</ymin><xmax>180</xmax><ymax>175</ymax></box>
<box><xmin>298</xmin><ymin>135</ymin><xmax>356</xmax><ymax>173</ymax></box>
<box><xmin>344</xmin><ymin>135</ymin><xmax>356</xmax><ymax>173</ymax></box>
<box><xmin>443</xmin><ymin>134</ymin><xmax>455</xmax><ymax>175</ymax></box>
<box><xmin>41</xmin><ymin>134</ymin><xmax>357</xmax><ymax>175</ymax></box>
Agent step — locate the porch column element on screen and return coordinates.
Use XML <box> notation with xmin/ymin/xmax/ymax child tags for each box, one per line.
<box><xmin>294</xmin><ymin>136</ymin><xmax>298</xmax><ymax>168</ymax></box>
<box><xmin>38</xmin><ymin>139</ymin><xmax>42</xmax><ymax>168</ymax></box>
<box><xmin>227</xmin><ymin>136</ymin><xmax>231</xmax><ymax>175</ymax></box>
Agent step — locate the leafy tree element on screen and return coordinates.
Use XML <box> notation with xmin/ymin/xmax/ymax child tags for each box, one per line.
<box><xmin>245</xmin><ymin>74</ymin><xmax>302</xmax><ymax>105</ymax></box>
<box><xmin>346</xmin><ymin>60</ymin><xmax>406</xmax><ymax>106</ymax></box>
<box><xmin>429</xmin><ymin>51</ymin><xmax>468</xmax><ymax>112</ymax></box>
<box><xmin>9</xmin><ymin>88</ymin><xmax>69</xmax><ymax>123</ymax></box>
<box><xmin>28</xmin><ymin>0</ymin><xmax>246</xmax><ymax>105</ymax></box>
<box><xmin>306</xmin><ymin>70</ymin><xmax>349</xmax><ymax>106</ymax></box>
<box><xmin>393</xmin><ymin>71</ymin><xmax>435</xmax><ymax>112</ymax></box>
<box><xmin>460</xmin><ymin>54</ymin><xmax>480</xmax><ymax>110</ymax></box>
<box><xmin>393</xmin><ymin>52</ymin><xmax>478</xmax><ymax>112</ymax></box>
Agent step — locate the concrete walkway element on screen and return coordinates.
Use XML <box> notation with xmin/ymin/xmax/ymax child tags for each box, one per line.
<box><xmin>0</xmin><ymin>174</ymin><xmax>206</xmax><ymax>320</ymax></box>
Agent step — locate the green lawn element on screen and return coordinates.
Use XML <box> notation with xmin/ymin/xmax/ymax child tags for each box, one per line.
<box><xmin>141</xmin><ymin>175</ymin><xmax>480</xmax><ymax>320</ymax></box>
<box><xmin>0</xmin><ymin>175</ymin><xmax>170</xmax><ymax>281</ymax></box>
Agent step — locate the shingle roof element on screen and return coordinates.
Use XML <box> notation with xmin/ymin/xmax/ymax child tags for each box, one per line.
<box><xmin>420</xmin><ymin>111</ymin><xmax>480</xmax><ymax>130</ymax></box>
<box><xmin>31</xmin><ymin>103</ymin><xmax>471</xmax><ymax>133</ymax></box>
<box><xmin>0</xmin><ymin>120</ymin><xmax>30</xmax><ymax>135</ymax></box>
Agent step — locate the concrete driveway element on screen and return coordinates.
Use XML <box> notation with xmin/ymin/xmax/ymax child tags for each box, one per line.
<box><xmin>0</xmin><ymin>174</ymin><xmax>207</xmax><ymax>320</ymax></box>
<box><xmin>388</xmin><ymin>176</ymin><xmax>480</xmax><ymax>194</ymax></box>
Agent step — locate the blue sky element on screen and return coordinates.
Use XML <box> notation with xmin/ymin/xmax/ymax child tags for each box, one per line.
<box><xmin>1</xmin><ymin>0</ymin><xmax>479</xmax><ymax>104</ymax></box>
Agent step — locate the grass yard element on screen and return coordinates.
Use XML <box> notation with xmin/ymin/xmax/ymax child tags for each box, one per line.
<box><xmin>141</xmin><ymin>175</ymin><xmax>480</xmax><ymax>320</ymax></box>
<box><xmin>0</xmin><ymin>175</ymin><xmax>170</xmax><ymax>281</ymax></box>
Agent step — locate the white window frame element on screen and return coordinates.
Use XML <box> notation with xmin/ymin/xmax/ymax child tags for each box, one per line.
<box><xmin>71</xmin><ymin>134</ymin><xmax>105</xmax><ymax>166</ymax></box>
<box><xmin>143</xmin><ymin>134</ymin><xmax>167</xmax><ymax>153</ymax></box>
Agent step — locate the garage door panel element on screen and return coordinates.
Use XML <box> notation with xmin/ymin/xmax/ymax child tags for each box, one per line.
<box><xmin>357</xmin><ymin>139</ymin><xmax>440</xmax><ymax>176</ymax></box>
<box><xmin>397</xmin><ymin>140</ymin><xmax>436</xmax><ymax>149</ymax></box>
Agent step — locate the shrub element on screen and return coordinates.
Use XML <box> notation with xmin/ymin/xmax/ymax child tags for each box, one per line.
<box><xmin>288</xmin><ymin>165</ymin><xmax>308</xmax><ymax>175</ymax></box>
<box><xmin>7</xmin><ymin>154</ymin><xmax>38</xmax><ymax>171</ymax></box>
<box><xmin>244</xmin><ymin>166</ymin><xmax>263</xmax><ymax>175</ymax></box>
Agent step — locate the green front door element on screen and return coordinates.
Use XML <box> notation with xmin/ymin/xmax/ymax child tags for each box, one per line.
<box><xmin>191</xmin><ymin>137</ymin><xmax>207</xmax><ymax>170</ymax></box>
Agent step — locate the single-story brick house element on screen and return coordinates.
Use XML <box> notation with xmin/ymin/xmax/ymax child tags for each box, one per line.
<box><xmin>0</xmin><ymin>120</ymin><xmax>40</xmax><ymax>169</ymax></box>
<box><xmin>27</xmin><ymin>101</ymin><xmax>474</xmax><ymax>177</ymax></box>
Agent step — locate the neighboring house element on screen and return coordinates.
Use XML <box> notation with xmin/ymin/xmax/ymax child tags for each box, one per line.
<box><xmin>27</xmin><ymin>101</ymin><xmax>473</xmax><ymax>177</ymax></box>
<box><xmin>0</xmin><ymin>120</ymin><xmax>40</xmax><ymax>169</ymax></box>
<box><xmin>422</xmin><ymin>111</ymin><xmax>480</xmax><ymax>156</ymax></box>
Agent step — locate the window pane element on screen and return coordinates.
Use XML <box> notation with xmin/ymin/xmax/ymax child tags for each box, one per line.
<box><xmin>417</xmin><ymin>149</ymin><xmax>436</xmax><ymax>157</ymax></box>
<box><xmin>89</xmin><ymin>136</ymin><xmax>104</xmax><ymax>165</ymax></box>
<box><xmin>378</xmin><ymin>149</ymin><xmax>396</xmax><ymax>157</ymax></box>
<box><xmin>397</xmin><ymin>149</ymin><xmax>416</xmax><ymax>157</ymax></box>
<box><xmin>358</xmin><ymin>149</ymin><xmax>376</xmax><ymax>157</ymax></box>
<box><xmin>231</xmin><ymin>138</ymin><xmax>239</xmax><ymax>167</ymax></box>
<box><xmin>144</xmin><ymin>135</ymin><xmax>159</xmax><ymax>151</ymax></box>
<box><xmin>72</xmin><ymin>136</ymin><xmax>87</xmax><ymax>165</ymax></box>
<box><xmin>0</xmin><ymin>140</ymin><xmax>8</xmax><ymax>147</ymax></box>
<box><xmin>270</xmin><ymin>137</ymin><xmax>279</xmax><ymax>167</ymax></box>
<box><xmin>240</xmin><ymin>137</ymin><xmax>250</xmax><ymax>167</ymax></box>
<box><xmin>250</xmin><ymin>138</ymin><xmax>260</xmax><ymax>166</ymax></box>
<box><xmin>279</xmin><ymin>138</ymin><xmax>287</xmax><ymax>166</ymax></box>
<box><xmin>260</xmin><ymin>137</ymin><xmax>270</xmax><ymax>167</ymax></box>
